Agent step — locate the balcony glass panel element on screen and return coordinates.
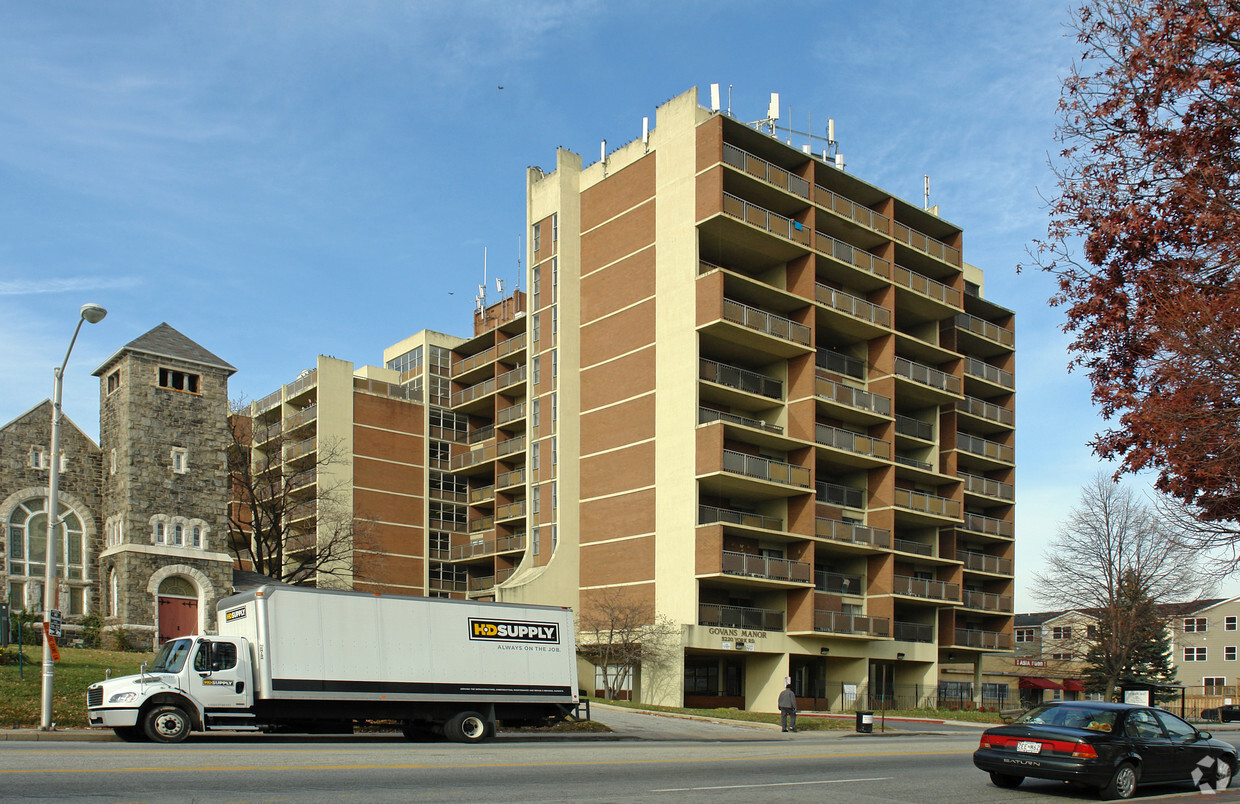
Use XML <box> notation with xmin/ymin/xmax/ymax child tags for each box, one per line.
<box><xmin>957</xmin><ymin>550</ymin><xmax>1013</xmax><ymax>575</ymax></box>
<box><xmin>895</xmin><ymin>414</ymin><xmax>933</xmax><ymax>440</ymax></box>
<box><xmin>954</xmin><ymin>628</ymin><xmax>1012</xmax><ymax>649</ymax></box>
<box><xmin>895</xmin><ymin>357</ymin><xmax>962</xmax><ymax>395</ymax></box>
<box><xmin>814</xmin><ymin>570</ymin><xmax>863</xmax><ymax>594</ymax></box>
<box><xmin>959</xmin><ymin>472</ymin><xmax>1015</xmax><ymax>501</ymax></box>
<box><xmin>698</xmin><ymin>602</ymin><xmax>784</xmax><ymax>631</ymax></box>
<box><xmin>965</xmin><ymin>357</ymin><xmax>1015</xmax><ymax>389</ymax></box>
<box><xmin>814</xmin><ymin>284</ymin><xmax>891</xmax><ymax>327</ymax></box>
<box><xmin>722</xmin><ymin>193</ymin><xmax>812</xmax><ymax>246</ymax></box>
<box><xmin>892</xmin><ymin>264</ymin><xmax>962</xmax><ymax>307</ymax></box>
<box><xmin>815</xmin><ymin>423</ymin><xmax>891</xmax><ymax>460</ymax></box>
<box><xmin>815</xmin><ymin>231</ymin><xmax>891</xmax><ymax>278</ymax></box>
<box><xmin>892</xmin><ymin>221</ymin><xmax>962</xmax><ymax>266</ymax></box>
<box><xmin>963</xmin><ymin>512</ymin><xmax>1015</xmax><ymax>538</ymax></box>
<box><xmin>722</xmin><ymin>143</ymin><xmax>811</xmax><ymax>198</ymax></box>
<box><xmin>700</xmin><ymin>358</ymin><xmax>782</xmax><ymax>399</ymax></box>
<box><xmin>956</xmin><ymin>312</ymin><xmax>1014</xmax><ymax>347</ymax></box>
<box><xmin>816</xmin><ymin>481</ymin><xmax>864</xmax><ymax>508</ymax></box>
<box><xmin>814</xmin><ymin>376</ymin><xmax>891</xmax><ymax>416</ymax></box>
<box><xmin>959</xmin><ymin>395</ymin><xmax>1015</xmax><ymax>427</ymax></box>
<box><xmin>721</xmin><ymin>550</ymin><xmax>812</xmax><ymax>583</ymax></box>
<box><xmin>721</xmin><ymin>450</ymin><xmax>811</xmax><ymax>488</ymax></box>
<box><xmin>815</xmin><ymin>183</ymin><xmax>891</xmax><ymax>233</ymax></box>
<box><xmin>958</xmin><ymin>433</ymin><xmax>1014</xmax><ymax>464</ymax></box>
<box><xmin>698</xmin><ymin>407</ymin><xmax>784</xmax><ymax>434</ymax></box>
<box><xmin>893</xmin><ymin>488</ymin><xmax>960</xmax><ymax>519</ymax></box>
<box><xmin>816</xmin><ymin>348</ymin><xmax>866</xmax><ymax>380</ymax></box>
<box><xmin>893</xmin><ymin>620</ymin><xmax>935</xmax><ymax>642</ymax></box>
<box><xmin>962</xmin><ymin>590</ymin><xmax>1013</xmax><ymax>612</ymax></box>
<box><xmin>814</xmin><ymin>517</ymin><xmax>891</xmax><ymax>549</ymax></box>
<box><xmin>814</xmin><ymin>610</ymin><xmax>890</xmax><ymax>637</ymax></box>
<box><xmin>698</xmin><ymin>504</ymin><xmax>783</xmax><ymax>531</ymax></box>
<box><xmin>893</xmin><ymin>574</ymin><xmax>961</xmax><ymax>601</ymax></box>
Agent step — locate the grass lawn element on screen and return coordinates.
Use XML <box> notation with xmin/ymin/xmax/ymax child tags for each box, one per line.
<box><xmin>0</xmin><ymin>645</ymin><xmax>153</xmax><ymax>730</ymax></box>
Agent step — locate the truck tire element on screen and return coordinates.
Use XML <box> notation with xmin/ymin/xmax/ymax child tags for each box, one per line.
<box><xmin>143</xmin><ymin>705</ymin><xmax>191</xmax><ymax>743</ymax></box>
<box><xmin>444</xmin><ymin>711</ymin><xmax>489</xmax><ymax>744</ymax></box>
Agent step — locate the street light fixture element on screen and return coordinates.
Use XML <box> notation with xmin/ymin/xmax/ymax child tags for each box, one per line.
<box><xmin>41</xmin><ymin>302</ymin><xmax>107</xmax><ymax>731</ymax></box>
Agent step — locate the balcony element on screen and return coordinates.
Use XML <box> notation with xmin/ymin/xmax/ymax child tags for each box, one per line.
<box><xmin>962</xmin><ymin>590</ymin><xmax>1014</xmax><ymax>613</ymax></box>
<box><xmin>469</xmin><ymin>515</ymin><xmax>495</xmax><ymax>534</ymax></box>
<box><xmin>817</xmin><ymin>480</ymin><xmax>865</xmax><ymax>509</ymax></box>
<box><xmin>893</xmin><ymin>620</ymin><xmax>935</xmax><ymax>643</ymax></box>
<box><xmin>815</xmin><ymin>231</ymin><xmax>891</xmax><ymax>279</ymax></box>
<box><xmin>699</xmin><ymin>407</ymin><xmax>783</xmax><ymax>435</ymax></box>
<box><xmin>815</xmin><ymin>376</ymin><xmax>891</xmax><ymax>422</ymax></box>
<box><xmin>814</xmin><ymin>283</ymin><xmax>891</xmax><ymax>329</ymax></box>
<box><xmin>255</xmin><ymin>388</ymin><xmax>283</xmax><ymax>411</ymax></box>
<box><xmin>895</xmin><ymin>414</ymin><xmax>933</xmax><ymax>441</ymax></box>
<box><xmin>698</xmin><ymin>602</ymin><xmax>784</xmax><ymax>632</ymax></box>
<box><xmin>698</xmin><ymin>504</ymin><xmax>783</xmax><ymax>532</ymax></box>
<box><xmin>895</xmin><ymin>357</ymin><xmax>962</xmax><ymax>399</ymax></box>
<box><xmin>960</xmin><ymin>472</ymin><xmax>1015</xmax><ymax>502</ymax></box>
<box><xmin>450</xmin><ymin>533</ymin><xmax>526</xmax><ymax>561</ymax></box>
<box><xmin>283</xmin><ymin>404</ymin><xmax>317</xmax><ymax>432</ymax></box>
<box><xmin>431</xmin><ymin>485</ymin><xmax>468</xmax><ymax>504</ymax></box>
<box><xmin>720</xmin><ymin>298</ymin><xmax>812</xmax><ymax>348</ymax></box>
<box><xmin>815</xmin><ymin>517</ymin><xmax>891</xmax><ymax>550</ymax></box>
<box><xmin>287</xmin><ymin>369</ymin><xmax>318</xmax><ymax>399</ymax></box>
<box><xmin>892</xmin><ymin>221</ymin><xmax>961</xmax><ymax>267</ymax></box>
<box><xmin>964</xmin><ymin>357</ymin><xmax>1014</xmax><ymax>391</ymax></box>
<box><xmin>812</xmin><ymin>610</ymin><xmax>891</xmax><ymax>638</ymax></box>
<box><xmin>468</xmin><ymin>566</ymin><xmax>516</xmax><ymax>594</ymax></box>
<box><xmin>497</xmin><ymin>402</ymin><xmax>527</xmax><ymax>427</ymax></box>
<box><xmin>815</xmin><ymin>570</ymin><xmax>863</xmax><ymax>595</ymax></box>
<box><xmin>721</xmin><ymin>449</ymin><xmax>811</xmax><ymax>489</ymax></box>
<box><xmin>497</xmin><ymin>364</ymin><xmax>527</xmax><ymax>393</ymax></box>
<box><xmin>353</xmin><ymin>377</ymin><xmax>418</xmax><ymax>402</ymax></box>
<box><xmin>496</xmin><ymin>468</ymin><xmax>526</xmax><ymax>489</ymax></box>
<box><xmin>452</xmin><ymin>377</ymin><xmax>495</xmax><ymax>408</ymax></box>
<box><xmin>958</xmin><ymin>395</ymin><xmax>1014</xmax><ymax>429</ymax></box>
<box><xmin>953</xmin><ymin>628</ymin><xmax>1012</xmax><ymax>650</ymax></box>
<box><xmin>816</xmin><ymin>348</ymin><xmax>866</xmax><ymax>380</ymax></box>
<box><xmin>957</xmin><ymin>432</ymin><xmax>1015</xmax><ymax>466</ymax></box>
<box><xmin>814</xmin><ymin>182</ymin><xmax>891</xmax><ymax>234</ymax></box>
<box><xmin>450</xmin><ymin>436</ymin><xmax>527</xmax><ymax>472</ymax></box>
<box><xmin>722</xmin><ymin>192</ymin><xmax>812</xmax><ymax>247</ymax></box>
<box><xmin>468</xmin><ymin>425</ymin><xmax>495</xmax><ymax>445</ymax></box>
<box><xmin>893</xmin><ymin>263</ymin><xmax>961</xmax><ymax>308</ymax></box>
<box><xmin>496</xmin><ymin>500</ymin><xmax>526</xmax><ymax>521</ymax></box>
<box><xmin>699</xmin><ymin>358</ymin><xmax>782</xmax><ymax>401</ymax></box>
<box><xmin>718</xmin><ymin>550</ymin><xmax>812</xmax><ymax>583</ymax></box>
<box><xmin>962</xmin><ymin>512</ymin><xmax>1015</xmax><ymax>539</ymax></box>
<box><xmin>283</xmin><ymin>437</ymin><xmax>317</xmax><ymax>463</ymax></box>
<box><xmin>893</xmin><ymin>537</ymin><xmax>933</xmax><ymax>557</ymax></box>
<box><xmin>723</xmin><ymin>142</ymin><xmax>811</xmax><ymax>199</ymax></box>
<box><xmin>894</xmin><ymin>488</ymin><xmax>961</xmax><ymax>520</ymax></box>
<box><xmin>958</xmin><ymin>550</ymin><xmax>1013</xmax><ymax>576</ymax></box>
<box><xmin>815</xmin><ymin>423</ymin><xmax>891</xmax><ymax>464</ymax></box>
<box><xmin>893</xmin><ymin>574</ymin><xmax>961</xmax><ymax>602</ymax></box>
<box><xmin>956</xmin><ymin>312</ymin><xmax>1014</xmax><ymax>349</ymax></box>
<box><xmin>451</xmin><ymin>334</ymin><xmax>526</xmax><ymax>378</ymax></box>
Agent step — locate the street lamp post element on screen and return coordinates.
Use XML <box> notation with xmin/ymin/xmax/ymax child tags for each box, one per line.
<box><xmin>41</xmin><ymin>302</ymin><xmax>107</xmax><ymax>731</ymax></box>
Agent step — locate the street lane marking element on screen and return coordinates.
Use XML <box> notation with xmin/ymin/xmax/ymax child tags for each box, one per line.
<box><xmin>652</xmin><ymin>777</ymin><xmax>892</xmax><ymax>792</ymax></box>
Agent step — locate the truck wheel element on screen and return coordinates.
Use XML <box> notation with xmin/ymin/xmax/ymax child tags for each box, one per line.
<box><xmin>444</xmin><ymin>711</ymin><xmax>489</xmax><ymax>744</ymax></box>
<box><xmin>112</xmin><ymin>726</ymin><xmax>146</xmax><ymax>742</ymax></box>
<box><xmin>143</xmin><ymin>705</ymin><xmax>191</xmax><ymax>743</ymax></box>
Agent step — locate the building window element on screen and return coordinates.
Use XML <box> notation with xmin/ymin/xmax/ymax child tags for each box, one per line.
<box><xmin>532</xmin><ymin>399</ymin><xmax>540</xmax><ymax>429</ymax></box>
<box><xmin>154</xmin><ymin>521</ymin><xmax>166</xmax><ymax>544</ymax></box>
<box><xmin>106</xmin><ymin>369</ymin><xmax>121</xmax><ymax>394</ymax></box>
<box><xmin>29</xmin><ymin>447</ymin><xmax>48</xmax><ymax>470</ymax></box>
<box><xmin>110</xmin><ymin>449</ymin><xmax>117</xmax><ymax>475</ymax></box>
<box><xmin>1052</xmin><ymin>626</ymin><xmax>1072</xmax><ymax>640</ymax></box>
<box><xmin>1185</xmin><ymin>617</ymin><xmax>1208</xmax><ymax>633</ymax></box>
<box><xmin>982</xmin><ymin>683</ymin><xmax>1009</xmax><ymax>705</ymax></box>
<box><xmin>171</xmin><ymin>448</ymin><xmax>188</xmax><ymax>474</ymax></box>
<box><xmin>1227</xmin><ymin>647</ymin><xmax>1237</xmax><ymax>661</ymax></box>
<box><xmin>552</xmin><ymin>213</ymin><xmax>558</xmax><ymax>243</ymax></box>
<box><xmin>532</xmin><ymin>221</ymin><xmax>541</xmax><ymax>255</ymax></box>
<box><xmin>532</xmin><ymin>527</ymin><xmax>540</xmax><ymax>556</ymax></box>
<box><xmin>385</xmin><ymin>345</ymin><xmax>423</xmax><ymax>375</ymax></box>
<box><xmin>1206</xmin><ymin>677</ymin><xmax>1227</xmax><ymax>695</ymax></box>
<box><xmin>6</xmin><ymin>498</ymin><xmax>88</xmax><ymax>589</ymax></box>
<box><xmin>1086</xmin><ymin>625</ymin><xmax>1098</xmax><ymax>639</ymax></box>
<box><xmin>1015</xmin><ymin>628</ymin><xmax>1035</xmax><ymax>643</ymax></box>
<box><xmin>158</xmin><ymin>368</ymin><xmax>200</xmax><ymax>393</ymax></box>
<box><xmin>1227</xmin><ymin>617</ymin><xmax>1237</xmax><ymax>631</ymax></box>
<box><xmin>1185</xmin><ymin>647</ymin><xmax>1207</xmax><ymax>662</ymax></box>
<box><xmin>172</xmin><ymin>524</ymin><xmax>184</xmax><ymax>546</ymax></box>
<box><xmin>1051</xmin><ymin>652</ymin><xmax>1074</xmax><ymax>661</ymax></box>
<box><xmin>532</xmin><ymin>356</ymin><xmax>540</xmax><ymax>386</ymax></box>
<box><xmin>532</xmin><ymin>313</ymin><xmax>540</xmax><ymax>347</ymax></box>
<box><xmin>532</xmin><ymin>442</ymin><xmax>540</xmax><ymax>473</ymax></box>
<box><xmin>109</xmin><ymin>569</ymin><xmax>118</xmax><ymax>618</ymax></box>
<box><xmin>532</xmin><ymin>265</ymin><xmax>541</xmax><ymax>310</ymax></box>
<box><xmin>192</xmin><ymin>525</ymin><xmax>203</xmax><ymax>548</ymax></box>
<box><xmin>69</xmin><ymin>586</ymin><xmax>85</xmax><ymax>616</ymax></box>
<box><xmin>428</xmin><ymin>346</ymin><xmax>451</xmax><ymax>375</ymax></box>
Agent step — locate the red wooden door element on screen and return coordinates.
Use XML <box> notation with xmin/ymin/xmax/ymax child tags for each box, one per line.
<box><xmin>158</xmin><ymin>596</ymin><xmax>198</xmax><ymax>643</ymax></box>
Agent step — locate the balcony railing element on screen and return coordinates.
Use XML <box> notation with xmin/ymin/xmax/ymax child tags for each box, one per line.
<box><xmin>432</xmin><ymin>486</ymin><xmax>469</xmax><ymax>504</ymax></box>
<box><xmin>451</xmin><ymin>334</ymin><xmax>527</xmax><ymax>377</ymax></box>
<box><xmin>813</xmin><ymin>610</ymin><xmax>891</xmax><ymax>637</ymax></box>
<box><xmin>497</xmin><ymin>402</ymin><xmax>527</xmax><ymax>426</ymax></box>
<box><xmin>815</xmin><ymin>423</ymin><xmax>891</xmax><ymax>460</ymax></box>
<box><xmin>893</xmin><ymin>537</ymin><xmax>933</xmax><ymax>556</ymax></box>
<box><xmin>450</xmin><ymin>437</ymin><xmax>527</xmax><ymax>471</ymax></box>
<box><xmin>722</xmin><ymin>192</ymin><xmax>812</xmax><ymax>246</ymax></box>
<box><xmin>895</xmin><ymin>357</ymin><xmax>962</xmax><ymax>395</ymax></box>
<box><xmin>698</xmin><ymin>603</ymin><xmax>784</xmax><ymax>632</ymax></box>
<box><xmin>255</xmin><ymin>388</ymin><xmax>283</xmax><ymax>411</ymax></box>
<box><xmin>452</xmin><ymin>377</ymin><xmax>495</xmax><ymax>407</ymax></box>
<box><xmin>450</xmin><ymin>533</ymin><xmax>526</xmax><ymax>561</ymax></box>
<box><xmin>815</xmin><ymin>376</ymin><xmax>891</xmax><ymax>417</ymax></box>
<box><xmin>698</xmin><ymin>504</ymin><xmax>784</xmax><ymax>532</ymax></box>
<box><xmin>895</xmin><ymin>414</ymin><xmax>933</xmax><ymax>440</ymax></box>
<box><xmin>892</xmin><ymin>221</ymin><xmax>961</xmax><ymax>266</ymax></box>
<box><xmin>496</xmin><ymin>500</ymin><xmax>526</xmax><ymax>520</ymax></box>
<box><xmin>894</xmin><ymin>454</ymin><xmax>933</xmax><ymax>471</ymax></box>
<box><xmin>816</xmin><ymin>348</ymin><xmax>866</xmax><ymax>380</ymax></box>
<box><xmin>700</xmin><ymin>358</ymin><xmax>782</xmax><ymax>399</ymax></box>
<box><xmin>721</xmin><ymin>550</ymin><xmax>812</xmax><ymax>583</ymax></box>
<box><xmin>283</xmin><ymin>437</ymin><xmax>317</xmax><ymax>462</ymax></box>
<box><xmin>958</xmin><ymin>550</ymin><xmax>1014</xmax><ymax>576</ymax></box>
<box><xmin>957</xmin><ymin>433</ymin><xmax>1015</xmax><ymax>464</ymax></box>
<box><xmin>817</xmin><ymin>481</ymin><xmax>865</xmax><ymax>508</ymax></box>
<box><xmin>353</xmin><ymin>377</ymin><xmax>418</xmax><ymax>402</ymax></box>
<box><xmin>893</xmin><ymin>620</ymin><xmax>935</xmax><ymax>643</ymax></box>
<box><xmin>815</xmin><ymin>517</ymin><xmax>891</xmax><ymax>549</ymax></box>
<box><xmin>956</xmin><ymin>313</ymin><xmax>1014</xmax><ymax>348</ymax></box>
<box><xmin>962</xmin><ymin>512</ymin><xmax>1015</xmax><ymax>538</ymax></box>
<box><xmin>468</xmin><ymin>425</ymin><xmax>495</xmax><ymax>445</ymax></box>
<box><xmin>960</xmin><ymin>472</ymin><xmax>1015</xmax><ymax>501</ymax></box>
<box><xmin>815</xmin><ymin>231</ymin><xmax>891</xmax><ymax>279</ymax></box>
<box><xmin>699</xmin><ymin>407</ymin><xmax>784</xmax><ymax>434</ymax></box>
<box><xmin>815</xmin><ymin>570</ymin><xmax>863</xmax><ymax>595</ymax></box>
<box><xmin>954</xmin><ymin>628</ymin><xmax>1012</xmax><ymax>650</ymax></box>
<box><xmin>288</xmin><ymin>370</ymin><xmax>318</xmax><ymax>398</ymax></box>
<box><xmin>468</xmin><ymin>566</ymin><xmax>515</xmax><ymax>593</ymax></box>
<box><xmin>815</xmin><ymin>183</ymin><xmax>890</xmax><ymax>233</ymax></box>
<box><xmin>959</xmin><ymin>396</ymin><xmax>1014</xmax><ymax>427</ymax></box>
<box><xmin>496</xmin><ymin>468</ymin><xmax>526</xmax><ymax>489</ymax></box>
<box><xmin>893</xmin><ymin>574</ymin><xmax>961</xmax><ymax>602</ymax></box>
<box><xmin>721</xmin><ymin>449</ymin><xmax>811</xmax><ymax>488</ymax></box>
<box><xmin>721</xmin><ymin>298</ymin><xmax>812</xmax><ymax>346</ymax></box>
<box><xmin>469</xmin><ymin>515</ymin><xmax>495</xmax><ymax>534</ymax></box>
<box><xmin>723</xmin><ymin>143</ymin><xmax>811</xmax><ymax>198</ymax></box>
<box><xmin>892</xmin><ymin>264</ymin><xmax>961</xmax><ymax>308</ymax></box>
<box><xmin>894</xmin><ymin>488</ymin><xmax>961</xmax><ymax>519</ymax></box>
<box><xmin>965</xmin><ymin>357</ymin><xmax>1015</xmax><ymax>390</ymax></box>
<box><xmin>814</xmin><ymin>284</ymin><xmax>891</xmax><ymax>328</ymax></box>
<box><xmin>283</xmin><ymin>404</ymin><xmax>317</xmax><ymax>431</ymax></box>
<box><xmin>962</xmin><ymin>590</ymin><xmax>1014</xmax><ymax>613</ymax></box>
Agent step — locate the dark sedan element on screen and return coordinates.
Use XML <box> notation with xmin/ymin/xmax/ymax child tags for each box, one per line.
<box><xmin>1202</xmin><ymin>704</ymin><xmax>1240</xmax><ymax>723</ymax></box>
<box><xmin>973</xmin><ymin>701</ymin><xmax>1237</xmax><ymax>799</ymax></box>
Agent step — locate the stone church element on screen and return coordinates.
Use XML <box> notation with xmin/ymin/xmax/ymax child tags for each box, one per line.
<box><xmin>1</xmin><ymin>323</ymin><xmax>239</xmax><ymax>648</ymax></box>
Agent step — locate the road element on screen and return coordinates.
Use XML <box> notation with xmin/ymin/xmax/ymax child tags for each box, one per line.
<box><xmin>0</xmin><ymin>711</ymin><xmax>1237</xmax><ymax>803</ymax></box>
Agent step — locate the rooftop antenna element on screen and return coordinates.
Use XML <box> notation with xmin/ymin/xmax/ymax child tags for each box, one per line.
<box><xmin>728</xmin><ymin>84</ymin><xmax>732</xmax><ymax>116</ymax></box>
<box><xmin>601</xmin><ymin>139</ymin><xmax>607</xmax><ymax>176</ymax></box>
<box><xmin>924</xmin><ymin>175</ymin><xmax>931</xmax><ymax>210</ymax></box>
<box><xmin>642</xmin><ymin>116</ymin><xmax>649</xmax><ymax>152</ymax></box>
<box><xmin>515</xmin><ymin>235</ymin><xmax>522</xmax><ymax>292</ymax></box>
<box><xmin>710</xmin><ymin>83</ymin><xmax>720</xmax><ymax>113</ymax></box>
<box><xmin>767</xmin><ymin>92</ymin><xmax>779</xmax><ymax>136</ymax></box>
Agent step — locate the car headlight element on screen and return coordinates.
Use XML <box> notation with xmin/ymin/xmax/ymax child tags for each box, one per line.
<box><xmin>108</xmin><ymin>692</ymin><xmax>138</xmax><ymax>704</ymax></box>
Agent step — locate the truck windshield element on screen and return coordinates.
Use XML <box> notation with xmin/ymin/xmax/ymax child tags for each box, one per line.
<box><xmin>149</xmin><ymin>639</ymin><xmax>192</xmax><ymax>673</ymax></box>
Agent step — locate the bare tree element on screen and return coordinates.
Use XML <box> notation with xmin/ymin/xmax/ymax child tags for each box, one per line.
<box><xmin>227</xmin><ymin>404</ymin><xmax>371</xmax><ymax>586</ymax></box>
<box><xmin>1034</xmin><ymin>472</ymin><xmax>1214</xmax><ymax>697</ymax></box>
<box><xmin>576</xmin><ymin>588</ymin><xmax>680</xmax><ymax>701</ymax></box>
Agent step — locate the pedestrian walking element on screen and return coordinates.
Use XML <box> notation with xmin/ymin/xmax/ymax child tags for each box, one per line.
<box><xmin>778</xmin><ymin>684</ymin><xmax>798</xmax><ymax>732</ymax></box>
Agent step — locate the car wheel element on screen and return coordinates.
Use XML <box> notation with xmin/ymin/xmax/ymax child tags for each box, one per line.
<box><xmin>989</xmin><ymin>772</ymin><xmax>1023</xmax><ymax>789</ymax></box>
<box><xmin>143</xmin><ymin>705</ymin><xmax>191</xmax><ymax>744</ymax></box>
<box><xmin>1100</xmin><ymin>762</ymin><xmax>1139</xmax><ymax>800</ymax></box>
<box><xmin>1213</xmin><ymin>757</ymin><xmax>1235</xmax><ymax>790</ymax></box>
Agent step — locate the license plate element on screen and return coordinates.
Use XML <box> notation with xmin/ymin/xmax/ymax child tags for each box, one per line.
<box><xmin>1017</xmin><ymin>740</ymin><xmax>1043</xmax><ymax>754</ymax></box>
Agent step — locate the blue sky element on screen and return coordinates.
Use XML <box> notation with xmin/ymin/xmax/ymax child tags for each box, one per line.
<box><xmin>0</xmin><ymin>1</ymin><xmax>1189</xmax><ymax>610</ymax></box>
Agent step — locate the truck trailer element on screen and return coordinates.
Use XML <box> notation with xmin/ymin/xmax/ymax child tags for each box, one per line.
<box><xmin>87</xmin><ymin>585</ymin><xmax>580</xmax><ymax>743</ymax></box>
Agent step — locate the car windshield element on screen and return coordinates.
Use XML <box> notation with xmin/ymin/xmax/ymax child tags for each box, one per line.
<box><xmin>149</xmin><ymin>639</ymin><xmax>192</xmax><ymax>673</ymax></box>
<box><xmin>1014</xmin><ymin>704</ymin><xmax>1117</xmax><ymax>732</ymax></box>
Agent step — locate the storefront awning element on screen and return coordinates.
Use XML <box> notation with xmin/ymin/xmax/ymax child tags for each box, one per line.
<box><xmin>1019</xmin><ymin>676</ymin><xmax>1065</xmax><ymax>690</ymax></box>
<box><xmin>1062</xmin><ymin>679</ymin><xmax>1085</xmax><ymax>692</ymax></box>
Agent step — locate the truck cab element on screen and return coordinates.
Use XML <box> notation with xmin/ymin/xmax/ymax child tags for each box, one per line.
<box><xmin>88</xmin><ymin>635</ymin><xmax>254</xmax><ymax>742</ymax></box>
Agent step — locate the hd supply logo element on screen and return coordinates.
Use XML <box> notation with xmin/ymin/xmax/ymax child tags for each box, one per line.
<box><xmin>224</xmin><ymin>607</ymin><xmax>247</xmax><ymax>622</ymax></box>
<box><xmin>469</xmin><ymin>618</ymin><xmax>560</xmax><ymax>644</ymax></box>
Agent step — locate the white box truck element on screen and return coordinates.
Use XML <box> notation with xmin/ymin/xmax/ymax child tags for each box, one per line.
<box><xmin>87</xmin><ymin>585</ymin><xmax>579</xmax><ymax>743</ymax></box>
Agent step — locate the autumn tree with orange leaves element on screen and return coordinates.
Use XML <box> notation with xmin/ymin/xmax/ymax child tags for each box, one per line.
<box><xmin>1034</xmin><ymin>0</ymin><xmax>1240</xmax><ymax>528</ymax></box>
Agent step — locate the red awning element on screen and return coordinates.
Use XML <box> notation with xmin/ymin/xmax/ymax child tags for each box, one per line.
<box><xmin>1062</xmin><ymin>679</ymin><xmax>1086</xmax><ymax>692</ymax></box>
<box><xmin>1019</xmin><ymin>676</ymin><xmax>1065</xmax><ymax>690</ymax></box>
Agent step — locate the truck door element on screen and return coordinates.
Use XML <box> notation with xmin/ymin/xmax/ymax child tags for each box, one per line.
<box><xmin>189</xmin><ymin>639</ymin><xmax>249</xmax><ymax>710</ymax></box>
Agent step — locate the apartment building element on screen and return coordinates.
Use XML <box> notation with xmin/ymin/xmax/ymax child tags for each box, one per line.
<box><xmin>1171</xmin><ymin>597</ymin><xmax>1240</xmax><ymax>699</ymax></box>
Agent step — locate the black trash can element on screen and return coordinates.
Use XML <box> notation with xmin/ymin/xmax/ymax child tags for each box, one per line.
<box><xmin>855</xmin><ymin>710</ymin><xmax>874</xmax><ymax>733</ymax></box>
